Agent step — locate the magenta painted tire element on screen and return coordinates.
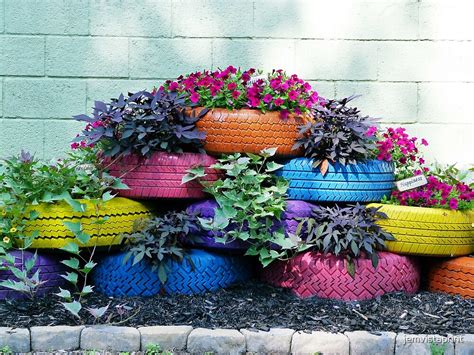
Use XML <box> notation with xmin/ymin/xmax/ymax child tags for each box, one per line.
<box><xmin>261</xmin><ymin>252</ymin><xmax>420</xmax><ymax>301</ymax></box>
<box><xmin>185</xmin><ymin>200</ymin><xmax>315</xmax><ymax>252</ymax></box>
<box><xmin>0</xmin><ymin>251</ymin><xmax>67</xmax><ymax>300</ymax></box>
<box><xmin>106</xmin><ymin>152</ymin><xmax>221</xmax><ymax>199</ymax></box>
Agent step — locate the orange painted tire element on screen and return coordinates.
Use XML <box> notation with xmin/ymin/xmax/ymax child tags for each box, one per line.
<box><xmin>195</xmin><ymin>108</ymin><xmax>312</xmax><ymax>156</ymax></box>
<box><xmin>428</xmin><ymin>256</ymin><xmax>474</xmax><ymax>298</ymax></box>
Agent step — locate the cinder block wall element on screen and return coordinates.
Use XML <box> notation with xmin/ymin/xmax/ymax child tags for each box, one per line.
<box><xmin>0</xmin><ymin>0</ymin><xmax>472</xmax><ymax>166</ymax></box>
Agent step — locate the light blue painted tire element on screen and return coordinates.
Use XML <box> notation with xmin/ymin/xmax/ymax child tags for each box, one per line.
<box><xmin>276</xmin><ymin>158</ymin><xmax>395</xmax><ymax>202</ymax></box>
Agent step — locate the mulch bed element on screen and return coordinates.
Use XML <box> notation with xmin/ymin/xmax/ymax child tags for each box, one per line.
<box><xmin>1</xmin><ymin>281</ymin><xmax>472</xmax><ymax>334</ymax></box>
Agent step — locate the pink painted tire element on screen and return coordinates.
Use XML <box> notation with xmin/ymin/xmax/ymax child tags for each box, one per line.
<box><xmin>261</xmin><ymin>252</ymin><xmax>420</xmax><ymax>301</ymax></box>
<box><xmin>106</xmin><ymin>152</ymin><xmax>220</xmax><ymax>199</ymax></box>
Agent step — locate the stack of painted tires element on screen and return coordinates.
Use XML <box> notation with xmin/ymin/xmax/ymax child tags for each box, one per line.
<box><xmin>91</xmin><ymin>108</ymin><xmax>304</xmax><ymax>297</ymax></box>
<box><xmin>260</xmin><ymin>156</ymin><xmax>426</xmax><ymax>301</ymax></box>
<box><xmin>1</xmin><ymin>198</ymin><xmax>152</xmax><ymax>300</ymax></box>
<box><xmin>367</xmin><ymin>204</ymin><xmax>474</xmax><ymax>299</ymax></box>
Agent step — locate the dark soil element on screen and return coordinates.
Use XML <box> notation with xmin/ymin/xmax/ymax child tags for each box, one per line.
<box><xmin>1</xmin><ymin>281</ymin><xmax>472</xmax><ymax>334</ymax></box>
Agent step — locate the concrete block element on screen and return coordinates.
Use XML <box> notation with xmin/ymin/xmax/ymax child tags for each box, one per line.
<box><xmin>455</xmin><ymin>334</ymin><xmax>474</xmax><ymax>355</ymax></box>
<box><xmin>4</xmin><ymin>79</ymin><xmax>86</xmax><ymax>119</ymax></box>
<box><xmin>420</xmin><ymin>2</ymin><xmax>473</xmax><ymax>40</ymax></box>
<box><xmin>130</xmin><ymin>38</ymin><xmax>212</xmax><ymax>78</ymax></box>
<box><xmin>291</xmin><ymin>331</ymin><xmax>349</xmax><ymax>354</ymax></box>
<box><xmin>308</xmin><ymin>81</ymin><xmax>336</xmax><ymax>100</ymax></box>
<box><xmin>254</xmin><ymin>0</ymin><xmax>418</xmax><ymax>40</ymax></box>
<box><xmin>5</xmin><ymin>0</ymin><xmax>88</xmax><ymax>34</ymax></box>
<box><xmin>0</xmin><ymin>80</ymin><xmax>3</xmax><ymax>116</ymax></box>
<box><xmin>90</xmin><ymin>0</ymin><xmax>171</xmax><ymax>36</ymax></box>
<box><xmin>172</xmin><ymin>0</ymin><xmax>253</xmax><ymax>37</ymax></box>
<box><xmin>46</xmin><ymin>37</ymin><xmax>128</xmax><ymax>77</ymax></box>
<box><xmin>0</xmin><ymin>0</ymin><xmax>4</xmax><ymax>33</ymax></box>
<box><xmin>187</xmin><ymin>328</ymin><xmax>246</xmax><ymax>354</ymax></box>
<box><xmin>139</xmin><ymin>326</ymin><xmax>193</xmax><ymax>351</ymax></box>
<box><xmin>0</xmin><ymin>119</ymin><xmax>44</xmax><ymax>159</ymax></box>
<box><xmin>295</xmin><ymin>40</ymin><xmax>378</xmax><ymax>80</ymax></box>
<box><xmin>0</xmin><ymin>327</ymin><xmax>30</xmax><ymax>352</ymax></box>
<box><xmin>0</xmin><ymin>36</ymin><xmax>44</xmax><ymax>76</ymax></box>
<box><xmin>335</xmin><ymin>82</ymin><xmax>418</xmax><ymax>123</ymax></box>
<box><xmin>31</xmin><ymin>326</ymin><xmax>84</xmax><ymax>351</ymax></box>
<box><xmin>212</xmin><ymin>39</ymin><xmax>296</xmax><ymax>74</ymax></box>
<box><xmin>378</xmin><ymin>42</ymin><xmax>474</xmax><ymax>82</ymax></box>
<box><xmin>43</xmin><ymin>120</ymin><xmax>83</xmax><ymax>158</ymax></box>
<box><xmin>80</xmin><ymin>326</ymin><xmax>140</xmax><ymax>352</ymax></box>
<box><xmin>346</xmin><ymin>331</ymin><xmax>396</xmax><ymax>355</ymax></box>
<box><xmin>86</xmin><ymin>79</ymin><xmax>156</xmax><ymax>111</ymax></box>
<box><xmin>418</xmin><ymin>83</ymin><xmax>474</xmax><ymax>124</ymax></box>
<box><xmin>241</xmin><ymin>328</ymin><xmax>294</xmax><ymax>354</ymax></box>
<box><xmin>395</xmin><ymin>334</ymin><xmax>454</xmax><ymax>355</ymax></box>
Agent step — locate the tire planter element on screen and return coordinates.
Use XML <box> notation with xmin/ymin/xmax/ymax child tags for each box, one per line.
<box><xmin>106</xmin><ymin>152</ymin><xmax>220</xmax><ymax>199</ymax></box>
<box><xmin>195</xmin><ymin>108</ymin><xmax>311</xmax><ymax>156</ymax></box>
<box><xmin>276</xmin><ymin>159</ymin><xmax>395</xmax><ymax>202</ymax></box>
<box><xmin>0</xmin><ymin>251</ymin><xmax>67</xmax><ymax>300</ymax></box>
<box><xmin>185</xmin><ymin>200</ymin><xmax>315</xmax><ymax>252</ymax></box>
<box><xmin>261</xmin><ymin>252</ymin><xmax>420</xmax><ymax>301</ymax></box>
<box><xmin>91</xmin><ymin>249</ymin><xmax>254</xmax><ymax>297</ymax></box>
<box><xmin>428</xmin><ymin>256</ymin><xmax>474</xmax><ymax>299</ymax></box>
<box><xmin>368</xmin><ymin>204</ymin><xmax>474</xmax><ymax>257</ymax></box>
<box><xmin>24</xmin><ymin>198</ymin><xmax>152</xmax><ymax>249</ymax></box>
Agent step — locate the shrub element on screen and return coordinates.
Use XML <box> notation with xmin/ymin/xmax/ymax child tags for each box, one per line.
<box><xmin>162</xmin><ymin>67</ymin><xmax>321</xmax><ymax>118</ymax></box>
<box><xmin>73</xmin><ymin>90</ymin><xmax>208</xmax><ymax>157</ymax></box>
<box><xmin>293</xmin><ymin>96</ymin><xmax>378</xmax><ymax>174</ymax></box>
<box><xmin>122</xmin><ymin>212</ymin><xmax>198</xmax><ymax>283</ymax></box>
<box><xmin>183</xmin><ymin>148</ymin><xmax>306</xmax><ymax>266</ymax></box>
<box><xmin>296</xmin><ymin>204</ymin><xmax>395</xmax><ymax>276</ymax></box>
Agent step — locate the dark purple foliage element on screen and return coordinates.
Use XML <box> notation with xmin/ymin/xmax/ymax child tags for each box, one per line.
<box><xmin>293</xmin><ymin>96</ymin><xmax>378</xmax><ymax>168</ymax></box>
<box><xmin>73</xmin><ymin>89</ymin><xmax>209</xmax><ymax>157</ymax></box>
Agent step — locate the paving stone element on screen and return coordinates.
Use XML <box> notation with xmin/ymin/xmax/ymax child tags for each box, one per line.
<box><xmin>454</xmin><ymin>334</ymin><xmax>473</xmax><ymax>355</ymax></box>
<box><xmin>346</xmin><ymin>331</ymin><xmax>396</xmax><ymax>355</ymax></box>
<box><xmin>139</xmin><ymin>325</ymin><xmax>193</xmax><ymax>351</ymax></box>
<box><xmin>0</xmin><ymin>327</ymin><xmax>30</xmax><ymax>352</ymax></box>
<box><xmin>80</xmin><ymin>326</ymin><xmax>140</xmax><ymax>352</ymax></box>
<box><xmin>395</xmin><ymin>334</ymin><xmax>454</xmax><ymax>355</ymax></box>
<box><xmin>241</xmin><ymin>328</ymin><xmax>294</xmax><ymax>354</ymax></box>
<box><xmin>187</xmin><ymin>328</ymin><xmax>245</xmax><ymax>354</ymax></box>
<box><xmin>291</xmin><ymin>331</ymin><xmax>349</xmax><ymax>354</ymax></box>
<box><xmin>31</xmin><ymin>325</ymin><xmax>84</xmax><ymax>351</ymax></box>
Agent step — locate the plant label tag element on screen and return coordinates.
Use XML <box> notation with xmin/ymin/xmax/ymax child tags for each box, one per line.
<box><xmin>246</xmin><ymin>75</ymin><xmax>267</xmax><ymax>87</ymax></box>
<box><xmin>395</xmin><ymin>174</ymin><xmax>428</xmax><ymax>192</ymax></box>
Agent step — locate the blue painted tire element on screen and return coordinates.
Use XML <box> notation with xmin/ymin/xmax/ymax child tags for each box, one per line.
<box><xmin>276</xmin><ymin>158</ymin><xmax>395</xmax><ymax>202</ymax></box>
<box><xmin>91</xmin><ymin>249</ymin><xmax>254</xmax><ymax>297</ymax></box>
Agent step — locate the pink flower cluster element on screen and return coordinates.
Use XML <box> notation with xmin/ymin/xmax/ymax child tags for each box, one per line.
<box><xmin>71</xmin><ymin>121</ymin><xmax>104</xmax><ymax>149</ymax></box>
<box><xmin>391</xmin><ymin>175</ymin><xmax>474</xmax><ymax>210</ymax></box>
<box><xmin>376</xmin><ymin>127</ymin><xmax>427</xmax><ymax>163</ymax></box>
<box><xmin>162</xmin><ymin>66</ymin><xmax>321</xmax><ymax>118</ymax></box>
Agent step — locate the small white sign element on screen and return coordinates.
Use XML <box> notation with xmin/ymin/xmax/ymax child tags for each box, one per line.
<box><xmin>395</xmin><ymin>174</ymin><xmax>428</xmax><ymax>192</ymax></box>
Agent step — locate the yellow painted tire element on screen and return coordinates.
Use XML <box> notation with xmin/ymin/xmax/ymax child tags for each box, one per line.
<box><xmin>24</xmin><ymin>198</ymin><xmax>152</xmax><ymax>249</ymax></box>
<box><xmin>368</xmin><ymin>204</ymin><xmax>474</xmax><ymax>257</ymax></box>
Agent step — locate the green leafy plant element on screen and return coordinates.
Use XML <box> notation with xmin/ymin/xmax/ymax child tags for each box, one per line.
<box><xmin>430</xmin><ymin>342</ymin><xmax>447</xmax><ymax>355</ymax></box>
<box><xmin>56</xmin><ymin>206</ymin><xmax>112</xmax><ymax>320</ymax></box>
<box><xmin>0</xmin><ymin>148</ymin><xmax>126</xmax><ymax>251</ymax></box>
<box><xmin>296</xmin><ymin>204</ymin><xmax>395</xmax><ymax>276</ymax></box>
<box><xmin>293</xmin><ymin>96</ymin><xmax>378</xmax><ymax>175</ymax></box>
<box><xmin>0</xmin><ymin>345</ymin><xmax>12</xmax><ymax>355</ymax></box>
<box><xmin>0</xmin><ymin>249</ymin><xmax>45</xmax><ymax>299</ymax></box>
<box><xmin>184</xmin><ymin>148</ymin><xmax>303</xmax><ymax>266</ymax></box>
<box><xmin>122</xmin><ymin>212</ymin><xmax>197</xmax><ymax>283</ymax></box>
<box><xmin>145</xmin><ymin>343</ymin><xmax>172</xmax><ymax>355</ymax></box>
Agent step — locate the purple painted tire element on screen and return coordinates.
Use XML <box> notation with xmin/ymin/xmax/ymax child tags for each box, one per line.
<box><xmin>185</xmin><ymin>200</ymin><xmax>315</xmax><ymax>252</ymax></box>
<box><xmin>0</xmin><ymin>251</ymin><xmax>67</xmax><ymax>300</ymax></box>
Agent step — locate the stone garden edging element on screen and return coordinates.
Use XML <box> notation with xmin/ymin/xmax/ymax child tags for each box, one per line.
<box><xmin>0</xmin><ymin>326</ymin><xmax>472</xmax><ymax>354</ymax></box>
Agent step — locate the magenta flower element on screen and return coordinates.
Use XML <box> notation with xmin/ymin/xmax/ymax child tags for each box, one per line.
<box><xmin>274</xmin><ymin>98</ymin><xmax>284</xmax><ymax>106</ymax></box>
<box><xmin>190</xmin><ymin>92</ymin><xmax>200</xmax><ymax>103</ymax></box>
<box><xmin>227</xmin><ymin>82</ymin><xmax>237</xmax><ymax>91</ymax></box>
<box><xmin>421</xmin><ymin>138</ymin><xmax>429</xmax><ymax>146</ymax></box>
<box><xmin>280</xmin><ymin>109</ymin><xmax>289</xmax><ymax>119</ymax></box>
<box><xmin>232</xmin><ymin>90</ymin><xmax>241</xmax><ymax>99</ymax></box>
<box><xmin>263</xmin><ymin>94</ymin><xmax>273</xmax><ymax>104</ymax></box>
<box><xmin>168</xmin><ymin>82</ymin><xmax>179</xmax><ymax>91</ymax></box>
<box><xmin>365</xmin><ymin>126</ymin><xmax>378</xmax><ymax>137</ymax></box>
<box><xmin>288</xmin><ymin>90</ymin><xmax>299</xmax><ymax>101</ymax></box>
